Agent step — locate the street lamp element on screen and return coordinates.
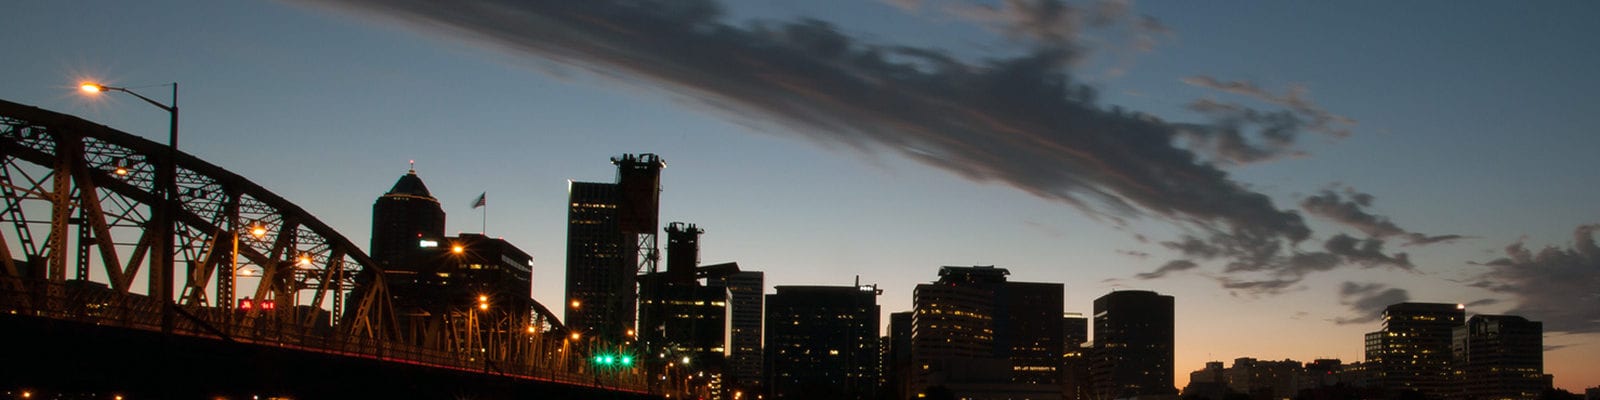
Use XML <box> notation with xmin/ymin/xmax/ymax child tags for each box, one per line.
<box><xmin>228</xmin><ymin>224</ymin><xmax>267</xmax><ymax>318</ymax></box>
<box><xmin>80</xmin><ymin>81</ymin><xmax>179</xmax><ymax>334</ymax></box>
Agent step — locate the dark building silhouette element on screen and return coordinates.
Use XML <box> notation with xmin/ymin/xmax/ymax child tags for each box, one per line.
<box><xmin>766</xmin><ymin>285</ymin><xmax>881</xmax><ymax>400</ymax></box>
<box><xmin>564</xmin><ymin>153</ymin><xmax>664</xmax><ymax>343</ymax></box>
<box><xmin>1062</xmin><ymin>312</ymin><xmax>1090</xmax><ymax>400</ymax></box>
<box><xmin>886</xmin><ymin>311</ymin><xmax>914</xmax><ymax>400</ymax></box>
<box><xmin>1183</xmin><ymin>361</ymin><xmax>1229</xmax><ymax>400</ymax></box>
<box><xmin>1363</xmin><ymin>302</ymin><xmax>1463</xmax><ymax>399</ymax></box>
<box><xmin>1181</xmin><ymin>357</ymin><xmax>1353</xmax><ymax>400</ymax></box>
<box><xmin>637</xmin><ymin>275</ymin><xmax>726</xmax><ymax>363</ymax></box>
<box><xmin>367</xmin><ymin>169</ymin><xmax>536</xmax><ymax>354</ymax></box>
<box><xmin>370</xmin><ymin>168</ymin><xmax>449</xmax><ymax>344</ymax></box>
<box><xmin>1454</xmin><ymin>315</ymin><xmax>1545</xmax><ymax>400</ymax></box>
<box><xmin>910</xmin><ymin>266</ymin><xmax>1064</xmax><ymax>400</ymax></box>
<box><xmin>370</xmin><ymin>167</ymin><xmax>446</xmax><ymax>271</ymax></box>
<box><xmin>564</xmin><ymin>181</ymin><xmax>629</xmax><ymax>340</ymax></box>
<box><xmin>664</xmin><ymin>222</ymin><xmax>702</xmax><ymax>283</ymax></box>
<box><xmin>706</xmin><ymin>265</ymin><xmax>765</xmax><ymax>394</ymax></box>
<box><xmin>639</xmin><ymin>223</ymin><xmax>725</xmax><ymax>371</ymax></box>
<box><xmin>428</xmin><ymin>233</ymin><xmax>534</xmax><ymax>356</ymax></box>
<box><xmin>1003</xmin><ymin>282</ymin><xmax>1066</xmax><ymax>385</ymax></box>
<box><xmin>1091</xmin><ymin>290</ymin><xmax>1175</xmax><ymax>399</ymax></box>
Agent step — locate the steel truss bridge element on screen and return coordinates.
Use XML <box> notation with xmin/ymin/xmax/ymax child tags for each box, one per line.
<box><xmin>0</xmin><ymin>99</ymin><xmax>654</xmax><ymax>399</ymax></box>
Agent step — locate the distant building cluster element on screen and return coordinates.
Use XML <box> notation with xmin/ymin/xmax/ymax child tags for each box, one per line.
<box><xmin>1182</xmin><ymin>302</ymin><xmax>1551</xmax><ymax>400</ymax></box>
<box><xmin>370</xmin><ymin>154</ymin><xmax>1563</xmax><ymax>400</ymax></box>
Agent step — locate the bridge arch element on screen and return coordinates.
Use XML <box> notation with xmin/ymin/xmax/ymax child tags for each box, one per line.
<box><xmin>0</xmin><ymin>98</ymin><xmax>397</xmax><ymax>339</ymax></box>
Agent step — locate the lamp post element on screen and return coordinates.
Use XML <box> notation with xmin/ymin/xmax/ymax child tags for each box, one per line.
<box><xmin>80</xmin><ymin>82</ymin><xmax>178</xmax><ymax>334</ymax></box>
<box><xmin>228</xmin><ymin>224</ymin><xmax>267</xmax><ymax>326</ymax></box>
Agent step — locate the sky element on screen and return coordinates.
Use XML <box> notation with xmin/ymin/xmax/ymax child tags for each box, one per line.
<box><xmin>4</xmin><ymin>0</ymin><xmax>1597</xmax><ymax>391</ymax></box>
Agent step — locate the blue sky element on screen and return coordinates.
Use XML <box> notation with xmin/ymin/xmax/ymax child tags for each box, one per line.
<box><xmin>5</xmin><ymin>0</ymin><xmax>1597</xmax><ymax>390</ymax></box>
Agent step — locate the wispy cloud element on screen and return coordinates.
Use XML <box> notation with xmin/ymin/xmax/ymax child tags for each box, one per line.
<box><xmin>1135</xmin><ymin>259</ymin><xmax>1197</xmax><ymax>280</ymax></box>
<box><xmin>1182</xmin><ymin>75</ymin><xmax>1355</xmax><ymax>138</ymax></box>
<box><xmin>1153</xmin><ymin>229</ymin><xmax>1414</xmax><ymax>296</ymax></box>
<box><xmin>1332</xmin><ymin>282</ymin><xmax>1410</xmax><ymax>325</ymax></box>
<box><xmin>1300</xmin><ymin>186</ymin><xmax>1467</xmax><ymax>246</ymax></box>
<box><xmin>307</xmin><ymin>0</ymin><xmax>1329</xmax><ymax>276</ymax></box>
<box><xmin>1471</xmin><ymin>224</ymin><xmax>1600</xmax><ymax>333</ymax></box>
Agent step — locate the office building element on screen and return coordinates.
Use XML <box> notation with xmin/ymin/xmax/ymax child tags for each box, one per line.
<box><xmin>1454</xmin><ymin>315</ymin><xmax>1545</xmax><ymax>400</ymax></box>
<box><xmin>1092</xmin><ymin>290</ymin><xmax>1176</xmax><ymax>399</ymax></box>
<box><xmin>886</xmin><ymin>311</ymin><xmax>914</xmax><ymax>400</ymax></box>
<box><xmin>707</xmin><ymin>265</ymin><xmax>765</xmax><ymax>393</ymax></box>
<box><xmin>1062</xmin><ymin>313</ymin><xmax>1090</xmax><ymax>400</ymax></box>
<box><xmin>564</xmin><ymin>154</ymin><xmax>664</xmax><ymax>342</ymax></box>
<box><xmin>370</xmin><ymin>168</ymin><xmax>450</xmax><ymax>345</ymax></box>
<box><xmin>1363</xmin><ymin>302</ymin><xmax>1463</xmax><ymax>398</ymax></box>
<box><xmin>765</xmin><ymin>285</ymin><xmax>881</xmax><ymax>400</ymax></box>
<box><xmin>370</xmin><ymin>167</ymin><xmax>446</xmax><ymax>271</ymax></box>
<box><xmin>911</xmin><ymin>266</ymin><xmax>1064</xmax><ymax>400</ymax></box>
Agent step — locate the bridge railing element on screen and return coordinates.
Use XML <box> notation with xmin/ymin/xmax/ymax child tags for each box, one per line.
<box><xmin>0</xmin><ymin>277</ymin><xmax>648</xmax><ymax>392</ymax></box>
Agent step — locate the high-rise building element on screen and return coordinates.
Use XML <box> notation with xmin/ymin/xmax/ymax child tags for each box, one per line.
<box><xmin>564</xmin><ymin>181</ymin><xmax>630</xmax><ymax>340</ymax></box>
<box><xmin>886</xmin><ymin>311</ymin><xmax>914</xmax><ymax>400</ymax></box>
<box><xmin>911</xmin><ymin>266</ymin><xmax>1064</xmax><ymax>400</ymax></box>
<box><xmin>564</xmin><ymin>153</ymin><xmax>664</xmax><ymax>343</ymax></box>
<box><xmin>1091</xmin><ymin>290</ymin><xmax>1176</xmax><ymax>399</ymax></box>
<box><xmin>639</xmin><ymin>222</ymin><xmax>725</xmax><ymax>371</ymax></box>
<box><xmin>370</xmin><ymin>167</ymin><xmax>446</xmax><ymax>271</ymax></box>
<box><xmin>1454</xmin><ymin>315</ymin><xmax>1545</xmax><ymax>400</ymax></box>
<box><xmin>765</xmin><ymin>285</ymin><xmax>881</xmax><ymax>400</ymax></box>
<box><xmin>1062</xmin><ymin>313</ymin><xmax>1090</xmax><ymax>400</ymax></box>
<box><xmin>1363</xmin><ymin>302</ymin><xmax>1463</xmax><ymax>398</ymax></box>
<box><xmin>1002</xmin><ymin>282</ymin><xmax>1065</xmax><ymax>385</ymax></box>
<box><xmin>637</xmin><ymin>274</ymin><xmax>726</xmax><ymax>363</ymax></box>
<box><xmin>370</xmin><ymin>168</ymin><xmax>449</xmax><ymax>344</ymax></box>
<box><xmin>707</xmin><ymin>265</ymin><xmax>765</xmax><ymax>393</ymax></box>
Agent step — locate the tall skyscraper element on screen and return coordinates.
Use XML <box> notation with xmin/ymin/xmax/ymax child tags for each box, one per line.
<box><xmin>886</xmin><ymin>311</ymin><xmax>914</xmax><ymax>400</ymax></box>
<box><xmin>564</xmin><ymin>153</ymin><xmax>664</xmax><ymax>343</ymax></box>
<box><xmin>1062</xmin><ymin>313</ymin><xmax>1090</xmax><ymax>400</ymax></box>
<box><xmin>1454</xmin><ymin>315</ymin><xmax>1545</xmax><ymax>400</ymax></box>
<box><xmin>1002</xmin><ymin>282</ymin><xmax>1065</xmax><ymax>385</ymax></box>
<box><xmin>370</xmin><ymin>167</ymin><xmax>448</xmax><ymax>345</ymax></box>
<box><xmin>765</xmin><ymin>285</ymin><xmax>881</xmax><ymax>400</ymax></box>
<box><xmin>564</xmin><ymin>181</ymin><xmax>630</xmax><ymax>340</ymax></box>
<box><xmin>707</xmin><ymin>265</ymin><xmax>765</xmax><ymax>393</ymax></box>
<box><xmin>370</xmin><ymin>167</ymin><xmax>445</xmax><ymax>271</ymax></box>
<box><xmin>1363</xmin><ymin>302</ymin><xmax>1463</xmax><ymax>399</ymax></box>
<box><xmin>910</xmin><ymin>266</ymin><xmax>1064</xmax><ymax>400</ymax></box>
<box><xmin>1091</xmin><ymin>290</ymin><xmax>1175</xmax><ymax>399</ymax></box>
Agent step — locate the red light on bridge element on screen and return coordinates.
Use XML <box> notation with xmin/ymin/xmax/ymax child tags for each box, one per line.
<box><xmin>239</xmin><ymin>298</ymin><xmax>254</xmax><ymax>310</ymax></box>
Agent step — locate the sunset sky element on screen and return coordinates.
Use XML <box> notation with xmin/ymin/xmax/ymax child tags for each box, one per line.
<box><xmin>4</xmin><ymin>0</ymin><xmax>1596</xmax><ymax>391</ymax></box>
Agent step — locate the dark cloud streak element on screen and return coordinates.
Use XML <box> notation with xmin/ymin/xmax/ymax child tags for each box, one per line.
<box><xmin>1300</xmin><ymin>187</ymin><xmax>1467</xmax><ymax>246</ymax></box>
<box><xmin>1332</xmin><ymin>282</ymin><xmax>1410</xmax><ymax>325</ymax></box>
<box><xmin>1473</xmin><ymin>224</ymin><xmax>1600</xmax><ymax>334</ymax></box>
<box><xmin>1135</xmin><ymin>260</ymin><xmax>1197</xmax><ymax>280</ymax></box>
<box><xmin>308</xmin><ymin>0</ymin><xmax>1320</xmax><ymax>263</ymax></box>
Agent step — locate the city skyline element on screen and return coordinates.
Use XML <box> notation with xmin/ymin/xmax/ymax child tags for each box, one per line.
<box><xmin>3</xmin><ymin>0</ymin><xmax>1597</xmax><ymax>392</ymax></box>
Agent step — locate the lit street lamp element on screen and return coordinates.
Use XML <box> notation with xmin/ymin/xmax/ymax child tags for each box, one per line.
<box><xmin>80</xmin><ymin>81</ymin><xmax>179</xmax><ymax>334</ymax></box>
<box><xmin>228</xmin><ymin>224</ymin><xmax>268</xmax><ymax>323</ymax></box>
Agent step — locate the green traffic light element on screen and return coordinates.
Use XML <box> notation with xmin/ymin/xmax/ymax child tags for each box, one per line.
<box><xmin>620</xmin><ymin>355</ymin><xmax>633</xmax><ymax>365</ymax></box>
